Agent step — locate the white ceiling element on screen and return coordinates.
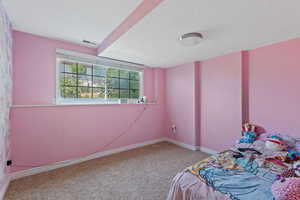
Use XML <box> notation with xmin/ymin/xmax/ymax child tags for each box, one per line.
<box><xmin>101</xmin><ymin>0</ymin><xmax>300</xmax><ymax>67</ymax></box>
<box><xmin>3</xmin><ymin>0</ymin><xmax>143</xmax><ymax>47</ymax></box>
<box><xmin>4</xmin><ymin>0</ymin><xmax>300</xmax><ymax>67</ymax></box>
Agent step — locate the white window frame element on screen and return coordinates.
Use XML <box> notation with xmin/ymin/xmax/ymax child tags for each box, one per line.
<box><xmin>55</xmin><ymin>49</ymin><xmax>144</xmax><ymax>105</ymax></box>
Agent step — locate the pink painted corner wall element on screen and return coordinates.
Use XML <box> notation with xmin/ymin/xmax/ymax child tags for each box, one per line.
<box><xmin>12</xmin><ymin>28</ymin><xmax>300</xmax><ymax>174</ymax></box>
<box><xmin>200</xmin><ymin>52</ymin><xmax>243</xmax><ymax>151</ymax></box>
<box><xmin>165</xmin><ymin>63</ymin><xmax>198</xmax><ymax>146</ymax></box>
<box><xmin>164</xmin><ymin>56</ymin><xmax>242</xmax><ymax>151</ymax></box>
<box><xmin>12</xmin><ymin>31</ymin><xmax>97</xmax><ymax>105</ymax></box>
<box><xmin>11</xmin><ymin>31</ymin><xmax>166</xmax><ymax>172</ymax></box>
<box><xmin>248</xmin><ymin>38</ymin><xmax>300</xmax><ymax>139</ymax></box>
<box><xmin>199</xmin><ymin>38</ymin><xmax>300</xmax><ymax>151</ymax></box>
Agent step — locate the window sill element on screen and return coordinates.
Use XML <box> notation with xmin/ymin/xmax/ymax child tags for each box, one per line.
<box><xmin>11</xmin><ymin>102</ymin><xmax>157</xmax><ymax>108</ymax></box>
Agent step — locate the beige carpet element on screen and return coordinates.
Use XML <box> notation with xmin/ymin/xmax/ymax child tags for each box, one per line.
<box><xmin>5</xmin><ymin>142</ymin><xmax>209</xmax><ymax>200</ymax></box>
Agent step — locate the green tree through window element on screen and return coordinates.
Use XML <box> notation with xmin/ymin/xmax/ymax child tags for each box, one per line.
<box><xmin>59</xmin><ymin>61</ymin><xmax>141</xmax><ymax>100</ymax></box>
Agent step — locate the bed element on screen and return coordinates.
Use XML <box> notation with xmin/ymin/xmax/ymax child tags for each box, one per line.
<box><xmin>167</xmin><ymin>137</ymin><xmax>300</xmax><ymax>200</ymax></box>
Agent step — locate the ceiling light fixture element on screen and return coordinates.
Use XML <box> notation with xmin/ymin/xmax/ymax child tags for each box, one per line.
<box><xmin>179</xmin><ymin>32</ymin><xmax>203</xmax><ymax>46</ymax></box>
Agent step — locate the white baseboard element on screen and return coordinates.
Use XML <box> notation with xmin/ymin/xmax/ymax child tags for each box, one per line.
<box><xmin>0</xmin><ymin>178</ymin><xmax>9</xmax><ymax>200</ymax></box>
<box><xmin>164</xmin><ymin>138</ymin><xmax>218</xmax><ymax>155</ymax></box>
<box><xmin>10</xmin><ymin>138</ymin><xmax>218</xmax><ymax>180</ymax></box>
<box><xmin>199</xmin><ymin>147</ymin><xmax>218</xmax><ymax>155</ymax></box>
<box><xmin>10</xmin><ymin>138</ymin><xmax>165</xmax><ymax>180</ymax></box>
<box><xmin>164</xmin><ymin>138</ymin><xmax>199</xmax><ymax>151</ymax></box>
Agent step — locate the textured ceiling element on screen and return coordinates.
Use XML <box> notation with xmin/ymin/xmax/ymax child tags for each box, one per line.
<box><xmin>100</xmin><ymin>0</ymin><xmax>300</xmax><ymax>67</ymax></box>
<box><xmin>4</xmin><ymin>0</ymin><xmax>300</xmax><ymax>67</ymax></box>
<box><xmin>3</xmin><ymin>0</ymin><xmax>143</xmax><ymax>47</ymax></box>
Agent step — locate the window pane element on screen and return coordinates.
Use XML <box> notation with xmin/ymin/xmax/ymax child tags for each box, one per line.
<box><xmin>78</xmin><ymin>87</ymin><xmax>92</xmax><ymax>98</ymax></box>
<box><xmin>130</xmin><ymin>89</ymin><xmax>140</xmax><ymax>99</ymax></box>
<box><xmin>107</xmin><ymin>68</ymin><xmax>120</xmax><ymax>78</ymax></box>
<box><xmin>130</xmin><ymin>72</ymin><xmax>140</xmax><ymax>81</ymax></box>
<box><xmin>61</xmin><ymin>87</ymin><xmax>77</xmax><ymax>98</ymax></box>
<box><xmin>59</xmin><ymin>73</ymin><xmax>65</xmax><ymax>87</ymax></box>
<box><xmin>93</xmin><ymin>66</ymin><xmax>106</xmax><ymax>77</ymax></box>
<box><xmin>93</xmin><ymin>88</ymin><xmax>105</xmax><ymax>98</ymax></box>
<box><xmin>64</xmin><ymin>73</ymin><xmax>77</xmax><ymax>86</ymax></box>
<box><xmin>78</xmin><ymin>64</ymin><xmax>92</xmax><ymax>75</ymax></box>
<box><xmin>86</xmin><ymin>66</ymin><xmax>92</xmax><ymax>75</ymax></box>
<box><xmin>58</xmin><ymin>59</ymin><xmax>144</xmax><ymax>102</ymax></box>
<box><xmin>59</xmin><ymin>63</ymin><xmax>65</xmax><ymax>73</ymax></box>
<box><xmin>93</xmin><ymin>77</ymin><xmax>105</xmax><ymax>87</ymax></box>
<box><xmin>120</xmin><ymin>70</ymin><xmax>129</xmax><ymax>79</ymax></box>
<box><xmin>64</xmin><ymin>62</ymin><xmax>77</xmax><ymax>73</ymax></box>
<box><xmin>120</xmin><ymin>79</ymin><xmax>129</xmax><ymax>89</ymax></box>
<box><xmin>107</xmin><ymin>77</ymin><xmax>119</xmax><ymax>89</ymax></box>
<box><xmin>78</xmin><ymin>75</ymin><xmax>92</xmax><ymax>87</ymax></box>
<box><xmin>130</xmin><ymin>80</ymin><xmax>139</xmax><ymax>89</ymax></box>
<box><xmin>107</xmin><ymin>89</ymin><xmax>119</xmax><ymax>98</ymax></box>
<box><xmin>120</xmin><ymin>89</ymin><xmax>129</xmax><ymax>98</ymax></box>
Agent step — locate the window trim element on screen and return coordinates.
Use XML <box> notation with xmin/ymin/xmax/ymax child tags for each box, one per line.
<box><xmin>55</xmin><ymin>49</ymin><xmax>144</xmax><ymax>105</ymax></box>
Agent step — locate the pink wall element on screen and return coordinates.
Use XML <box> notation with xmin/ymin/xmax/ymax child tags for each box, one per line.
<box><xmin>164</xmin><ymin>55</ymin><xmax>242</xmax><ymax>151</ymax></box>
<box><xmin>11</xmin><ymin>31</ymin><xmax>166</xmax><ymax>172</ymax></box>
<box><xmin>12</xmin><ymin>30</ymin><xmax>300</xmax><ymax>172</ymax></box>
<box><xmin>165</xmin><ymin>63</ymin><xmax>198</xmax><ymax>146</ymax></box>
<box><xmin>248</xmin><ymin>38</ymin><xmax>300</xmax><ymax>139</ymax></box>
<box><xmin>200</xmin><ymin>52</ymin><xmax>243</xmax><ymax>151</ymax></box>
<box><xmin>194</xmin><ymin>62</ymin><xmax>201</xmax><ymax>147</ymax></box>
<box><xmin>13</xmin><ymin>31</ymin><xmax>97</xmax><ymax>105</ymax></box>
<box><xmin>199</xmin><ymin>38</ymin><xmax>300</xmax><ymax>151</ymax></box>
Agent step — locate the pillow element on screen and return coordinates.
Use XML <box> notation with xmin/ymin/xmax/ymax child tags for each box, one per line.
<box><xmin>257</xmin><ymin>133</ymin><xmax>270</xmax><ymax>141</ymax></box>
<box><xmin>257</xmin><ymin>133</ymin><xmax>297</xmax><ymax>148</ymax></box>
<box><xmin>276</xmin><ymin>134</ymin><xmax>297</xmax><ymax>148</ymax></box>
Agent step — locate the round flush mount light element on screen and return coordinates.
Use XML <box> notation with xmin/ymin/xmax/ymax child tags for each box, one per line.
<box><xmin>179</xmin><ymin>32</ymin><xmax>203</xmax><ymax>46</ymax></box>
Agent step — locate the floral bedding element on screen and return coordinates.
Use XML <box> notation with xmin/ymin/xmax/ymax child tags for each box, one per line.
<box><xmin>167</xmin><ymin>139</ymin><xmax>299</xmax><ymax>200</ymax></box>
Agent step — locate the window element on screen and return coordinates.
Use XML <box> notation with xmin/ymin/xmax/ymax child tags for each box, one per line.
<box><xmin>56</xmin><ymin>52</ymin><xmax>143</xmax><ymax>104</ymax></box>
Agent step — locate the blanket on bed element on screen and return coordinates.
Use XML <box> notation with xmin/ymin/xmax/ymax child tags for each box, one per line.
<box><xmin>186</xmin><ymin>141</ymin><xmax>291</xmax><ymax>200</ymax></box>
<box><xmin>199</xmin><ymin>166</ymin><xmax>276</xmax><ymax>200</ymax></box>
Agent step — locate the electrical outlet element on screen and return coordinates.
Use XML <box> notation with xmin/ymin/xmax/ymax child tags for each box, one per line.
<box><xmin>171</xmin><ymin>125</ymin><xmax>176</xmax><ymax>135</ymax></box>
<box><xmin>6</xmin><ymin>160</ymin><xmax>12</xmax><ymax>166</ymax></box>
